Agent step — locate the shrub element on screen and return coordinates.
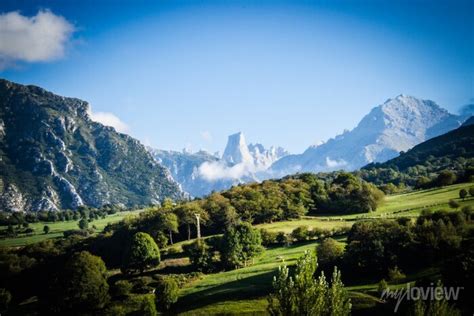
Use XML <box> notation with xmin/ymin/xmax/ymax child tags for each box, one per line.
<box><xmin>112</xmin><ymin>280</ymin><xmax>133</xmax><ymax>298</ymax></box>
<box><xmin>291</xmin><ymin>226</ymin><xmax>310</xmax><ymax>242</ymax></box>
<box><xmin>182</xmin><ymin>240</ymin><xmax>214</xmax><ymax>272</ymax></box>
<box><xmin>260</xmin><ymin>229</ymin><xmax>278</xmax><ymax>246</ymax></box>
<box><xmin>459</xmin><ymin>189</ymin><xmax>468</xmax><ymax>200</ymax></box>
<box><xmin>155</xmin><ymin>277</ymin><xmax>179</xmax><ymax>310</ymax></box>
<box><xmin>122</xmin><ymin>232</ymin><xmax>160</xmax><ymax>274</ymax></box>
<box><xmin>317</xmin><ymin>238</ymin><xmax>344</xmax><ymax>268</ymax></box>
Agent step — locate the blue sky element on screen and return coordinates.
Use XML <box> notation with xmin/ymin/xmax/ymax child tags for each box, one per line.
<box><xmin>0</xmin><ymin>0</ymin><xmax>473</xmax><ymax>153</ymax></box>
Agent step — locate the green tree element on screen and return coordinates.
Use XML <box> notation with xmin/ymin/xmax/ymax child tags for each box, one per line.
<box><xmin>469</xmin><ymin>186</ymin><xmax>474</xmax><ymax>197</ymax></box>
<box><xmin>155</xmin><ymin>277</ymin><xmax>179</xmax><ymax>310</ymax></box>
<box><xmin>459</xmin><ymin>189</ymin><xmax>467</xmax><ymax>200</ymax></box>
<box><xmin>448</xmin><ymin>199</ymin><xmax>460</xmax><ymax>210</ymax></box>
<box><xmin>78</xmin><ymin>218</ymin><xmax>89</xmax><ymax>230</ymax></box>
<box><xmin>436</xmin><ymin>170</ymin><xmax>457</xmax><ymax>187</ymax></box>
<box><xmin>291</xmin><ymin>226</ymin><xmax>310</xmax><ymax>242</ymax></box>
<box><xmin>122</xmin><ymin>232</ymin><xmax>161</xmax><ymax>274</ymax></box>
<box><xmin>183</xmin><ymin>239</ymin><xmax>214</xmax><ymax>272</ymax></box>
<box><xmin>221</xmin><ymin>222</ymin><xmax>263</xmax><ymax>269</ymax></box>
<box><xmin>175</xmin><ymin>201</ymin><xmax>208</xmax><ymax>240</ymax></box>
<box><xmin>268</xmin><ymin>251</ymin><xmax>350</xmax><ymax>316</ymax></box>
<box><xmin>43</xmin><ymin>225</ymin><xmax>50</xmax><ymax>234</ymax></box>
<box><xmin>112</xmin><ymin>280</ymin><xmax>133</xmax><ymax>298</ymax></box>
<box><xmin>317</xmin><ymin>238</ymin><xmax>344</xmax><ymax>268</ymax></box>
<box><xmin>49</xmin><ymin>251</ymin><xmax>109</xmax><ymax>312</ymax></box>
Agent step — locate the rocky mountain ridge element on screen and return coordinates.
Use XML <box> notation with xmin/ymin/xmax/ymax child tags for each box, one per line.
<box><xmin>0</xmin><ymin>79</ymin><xmax>183</xmax><ymax>212</ymax></box>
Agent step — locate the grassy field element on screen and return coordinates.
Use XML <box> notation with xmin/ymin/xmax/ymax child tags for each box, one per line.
<box><xmin>0</xmin><ymin>209</ymin><xmax>143</xmax><ymax>247</ymax></box>
<box><xmin>256</xmin><ymin>217</ymin><xmax>353</xmax><ymax>233</ymax></box>
<box><xmin>323</xmin><ymin>182</ymin><xmax>474</xmax><ymax>220</ymax></box>
<box><xmin>176</xmin><ymin>240</ymin><xmax>323</xmax><ymax>315</ymax></box>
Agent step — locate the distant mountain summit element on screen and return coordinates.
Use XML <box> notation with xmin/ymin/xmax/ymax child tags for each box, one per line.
<box><xmin>149</xmin><ymin>132</ymin><xmax>288</xmax><ymax>197</ymax></box>
<box><xmin>222</xmin><ymin>132</ymin><xmax>254</xmax><ymax>165</ymax></box>
<box><xmin>271</xmin><ymin>95</ymin><xmax>469</xmax><ymax>175</ymax></box>
<box><xmin>0</xmin><ymin>79</ymin><xmax>183</xmax><ymax>212</ymax></box>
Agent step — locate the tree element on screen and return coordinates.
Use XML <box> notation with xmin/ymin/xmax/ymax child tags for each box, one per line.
<box><xmin>449</xmin><ymin>199</ymin><xmax>460</xmax><ymax>210</ymax></box>
<box><xmin>221</xmin><ymin>222</ymin><xmax>263</xmax><ymax>269</ymax></box>
<box><xmin>175</xmin><ymin>202</ymin><xmax>208</xmax><ymax>240</ymax></box>
<box><xmin>78</xmin><ymin>218</ymin><xmax>89</xmax><ymax>230</ymax></box>
<box><xmin>43</xmin><ymin>225</ymin><xmax>50</xmax><ymax>234</ymax></box>
<box><xmin>155</xmin><ymin>277</ymin><xmax>179</xmax><ymax>310</ymax></box>
<box><xmin>267</xmin><ymin>251</ymin><xmax>350</xmax><ymax>316</ymax></box>
<box><xmin>112</xmin><ymin>280</ymin><xmax>133</xmax><ymax>298</ymax></box>
<box><xmin>291</xmin><ymin>226</ymin><xmax>309</xmax><ymax>242</ymax></box>
<box><xmin>183</xmin><ymin>239</ymin><xmax>214</xmax><ymax>272</ymax></box>
<box><xmin>317</xmin><ymin>238</ymin><xmax>344</xmax><ymax>269</ymax></box>
<box><xmin>459</xmin><ymin>189</ymin><xmax>468</xmax><ymax>200</ymax></box>
<box><xmin>122</xmin><ymin>232</ymin><xmax>161</xmax><ymax>274</ymax></box>
<box><xmin>48</xmin><ymin>251</ymin><xmax>109</xmax><ymax>312</ymax></box>
<box><xmin>469</xmin><ymin>186</ymin><xmax>474</xmax><ymax>198</ymax></box>
<box><xmin>436</xmin><ymin>170</ymin><xmax>457</xmax><ymax>187</ymax></box>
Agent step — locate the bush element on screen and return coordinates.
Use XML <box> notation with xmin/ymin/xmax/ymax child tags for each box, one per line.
<box><xmin>182</xmin><ymin>240</ymin><xmax>214</xmax><ymax>272</ymax></box>
<box><xmin>377</xmin><ymin>279</ymin><xmax>388</xmax><ymax>295</ymax></box>
<box><xmin>291</xmin><ymin>226</ymin><xmax>310</xmax><ymax>242</ymax></box>
<box><xmin>221</xmin><ymin>222</ymin><xmax>263</xmax><ymax>269</ymax></box>
<box><xmin>155</xmin><ymin>277</ymin><xmax>179</xmax><ymax>310</ymax></box>
<box><xmin>316</xmin><ymin>238</ymin><xmax>344</xmax><ymax>268</ymax></box>
<box><xmin>46</xmin><ymin>251</ymin><xmax>110</xmax><ymax>313</ymax></box>
<box><xmin>112</xmin><ymin>280</ymin><xmax>133</xmax><ymax>298</ymax></box>
<box><xmin>260</xmin><ymin>229</ymin><xmax>278</xmax><ymax>246</ymax></box>
<box><xmin>122</xmin><ymin>232</ymin><xmax>161</xmax><ymax>274</ymax></box>
<box><xmin>448</xmin><ymin>199</ymin><xmax>460</xmax><ymax>210</ymax></box>
<box><xmin>459</xmin><ymin>189</ymin><xmax>468</xmax><ymax>200</ymax></box>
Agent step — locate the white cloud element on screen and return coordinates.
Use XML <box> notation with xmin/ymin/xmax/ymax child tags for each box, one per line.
<box><xmin>0</xmin><ymin>10</ymin><xmax>74</xmax><ymax>69</ymax></box>
<box><xmin>198</xmin><ymin>161</ymin><xmax>253</xmax><ymax>181</ymax></box>
<box><xmin>200</xmin><ymin>130</ymin><xmax>212</xmax><ymax>142</ymax></box>
<box><xmin>325</xmin><ymin>157</ymin><xmax>347</xmax><ymax>168</ymax></box>
<box><xmin>89</xmin><ymin>111</ymin><xmax>130</xmax><ymax>134</ymax></box>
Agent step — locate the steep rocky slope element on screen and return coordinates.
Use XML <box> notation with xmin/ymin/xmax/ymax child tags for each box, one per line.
<box><xmin>0</xmin><ymin>79</ymin><xmax>183</xmax><ymax>212</ymax></box>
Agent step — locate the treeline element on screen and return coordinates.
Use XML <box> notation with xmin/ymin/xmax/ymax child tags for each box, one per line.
<box><xmin>360</xmin><ymin>123</ymin><xmax>474</xmax><ymax>189</ymax></box>
<box><xmin>0</xmin><ymin>204</ymin><xmax>124</xmax><ymax>226</ymax></box>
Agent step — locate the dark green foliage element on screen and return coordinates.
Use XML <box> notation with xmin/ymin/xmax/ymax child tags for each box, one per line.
<box><xmin>316</xmin><ymin>238</ymin><xmax>344</xmax><ymax>270</ymax></box>
<box><xmin>361</xmin><ymin>124</ymin><xmax>474</xmax><ymax>188</ymax></box>
<box><xmin>469</xmin><ymin>186</ymin><xmax>474</xmax><ymax>197</ymax></box>
<box><xmin>182</xmin><ymin>239</ymin><xmax>215</xmax><ymax>272</ymax></box>
<box><xmin>122</xmin><ymin>232</ymin><xmax>160</xmax><ymax>274</ymax></box>
<box><xmin>221</xmin><ymin>222</ymin><xmax>263</xmax><ymax>269</ymax></box>
<box><xmin>155</xmin><ymin>277</ymin><xmax>179</xmax><ymax>310</ymax></box>
<box><xmin>78</xmin><ymin>218</ymin><xmax>89</xmax><ymax>230</ymax></box>
<box><xmin>104</xmin><ymin>294</ymin><xmax>157</xmax><ymax>316</ymax></box>
<box><xmin>260</xmin><ymin>229</ymin><xmax>279</xmax><ymax>246</ymax></box>
<box><xmin>0</xmin><ymin>288</ymin><xmax>11</xmax><ymax>311</ymax></box>
<box><xmin>43</xmin><ymin>225</ymin><xmax>50</xmax><ymax>234</ymax></box>
<box><xmin>291</xmin><ymin>225</ymin><xmax>310</xmax><ymax>242</ymax></box>
<box><xmin>47</xmin><ymin>251</ymin><xmax>109</xmax><ymax>313</ymax></box>
<box><xmin>448</xmin><ymin>199</ymin><xmax>460</xmax><ymax>209</ymax></box>
<box><xmin>459</xmin><ymin>188</ymin><xmax>468</xmax><ymax>200</ymax></box>
<box><xmin>112</xmin><ymin>280</ymin><xmax>133</xmax><ymax>298</ymax></box>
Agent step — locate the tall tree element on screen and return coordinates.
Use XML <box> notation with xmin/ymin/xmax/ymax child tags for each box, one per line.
<box><xmin>122</xmin><ymin>232</ymin><xmax>160</xmax><ymax>274</ymax></box>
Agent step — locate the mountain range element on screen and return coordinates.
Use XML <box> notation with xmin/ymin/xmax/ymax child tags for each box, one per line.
<box><xmin>1</xmin><ymin>78</ymin><xmax>472</xmax><ymax>211</ymax></box>
<box><xmin>149</xmin><ymin>132</ymin><xmax>288</xmax><ymax>197</ymax></box>
<box><xmin>270</xmin><ymin>94</ymin><xmax>470</xmax><ymax>176</ymax></box>
<box><xmin>0</xmin><ymin>79</ymin><xmax>183</xmax><ymax>212</ymax></box>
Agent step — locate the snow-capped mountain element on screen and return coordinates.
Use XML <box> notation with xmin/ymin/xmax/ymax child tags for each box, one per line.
<box><xmin>222</xmin><ymin>132</ymin><xmax>254</xmax><ymax>165</ymax></box>
<box><xmin>270</xmin><ymin>95</ymin><xmax>469</xmax><ymax>175</ymax></box>
<box><xmin>148</xmin><ymin>132</ymin><xmax>288</xmax><ymax>197</ymax></box>
<box><xmin>149</xmin><ymin>133</ymin><xmax>288</xmax><ymax>197</ymax></box>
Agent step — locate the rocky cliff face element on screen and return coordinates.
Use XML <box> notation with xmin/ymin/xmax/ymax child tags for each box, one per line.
<box><xmin>149</xmin><ymin>133</ymin><xmax>288</xmax><ymax>197</ymax></box>
<box><xmin>271</xmin><ymin>95</ymin><xmax>469</xmax><ymax>175</ymax></box>
<box><xmin>0</xmin><ymin>79</ymin><xmax>183</xmax><ymax>212</ymax></box>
